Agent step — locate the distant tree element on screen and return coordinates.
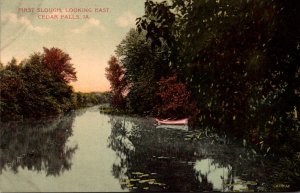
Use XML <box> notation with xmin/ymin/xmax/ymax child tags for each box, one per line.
<box><xmin>0</xmin><ymin>62</ymin><xmax>4</xmax><ymax>70</ymax></box>
<box><xmin>6</xmin><ymin>57</ymin><xmax>20</xmax><ymax>71</ymax></box>
<box><xmin>105</xmin><ymin>56</ymin><xmax>127</xmax><ymax>110</ymax></box>
<box><xmin>43</xmin><ymin>47</ymin><xmax>77</xmax><ymax>83</ymax></box>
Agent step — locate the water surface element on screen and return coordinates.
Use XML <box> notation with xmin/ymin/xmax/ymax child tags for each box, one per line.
<box><xmin>0</xmin><ymin>106</ymin><xmax>295</xmax><ymax>192</ymax></box>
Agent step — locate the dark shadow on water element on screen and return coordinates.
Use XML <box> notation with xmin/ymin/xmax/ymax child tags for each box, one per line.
<box><xmin>107</xmin><ymin>115</ymin><xmax>296</xmax><ymax>192</ymax></box>
<box><xmin>0</xmin><ymin>112</ymin><xmax>78</xmax><ymax>176</ymax></box>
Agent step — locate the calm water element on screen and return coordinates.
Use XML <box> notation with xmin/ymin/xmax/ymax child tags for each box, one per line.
<box><xmin>0</xmin><ymin>106</ymin><xmax>296</xmax><ymax>192</ymax></box>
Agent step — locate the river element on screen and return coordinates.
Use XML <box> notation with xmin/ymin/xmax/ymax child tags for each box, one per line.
<box><xmin>0</xmin><ymin>106</ymin><xmax>296</xmax><ymax>192</ymax></box>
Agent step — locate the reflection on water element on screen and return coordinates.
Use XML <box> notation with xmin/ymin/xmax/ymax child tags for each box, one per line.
<box><xmin>0</xmin><ymin>113</ymin><xmax>77</xmax><ymax>176</ymax></box>
<box><xmin>0</xmin><ymin>107</ymin><xmax>124</xmax><ymax>192</ymax></box>
<box><xmin>0</xmin><ymin>107</ymin><xmax>297</xmax><ymax>191</ymax></box>
<box><xmin>107</xmin><ymin>115</ymin><xmax>295</xmax><ymax>192</ymax></box>
<box><xmin>194</xmin><ymin>158</ymin><xmax>232</xmax><ymax>191</ymax></box>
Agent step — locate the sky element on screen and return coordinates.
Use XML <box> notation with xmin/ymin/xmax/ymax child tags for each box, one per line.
<box><xmin>0</xmin><ymin>0</ymin><xmax>145</xmax><ymax>92</ymax></box>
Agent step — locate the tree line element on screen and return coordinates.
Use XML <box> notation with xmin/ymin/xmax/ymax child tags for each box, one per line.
<box><xmin>0</xmin><ymin>47</ymin><xmax>109</xmax><ymax>121</ymax></box>
<box><xmin>105</xmin><ymin>0</ymin><xmax>300</xmax><ymax>158</ymax></box>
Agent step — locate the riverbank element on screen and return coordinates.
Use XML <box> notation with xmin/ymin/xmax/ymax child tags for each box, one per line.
<box><xmin>99</xmin><ymin>106</ymin><xmax>300</xmax><ymax>191</ymax></box>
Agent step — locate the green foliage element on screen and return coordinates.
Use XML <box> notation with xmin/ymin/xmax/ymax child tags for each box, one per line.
<box><xmin>74</xmin><ymin>92</ymin><xmax>110</xmax><ymax>108</ymax></box>
<box><xmin>105</xmin><ymin>56</ymin><xmax>127</xmax><ymax>110</ymax></box>
<box><xmin>115</xmin><ymin>28</ymin><xmax>171</xmax><ymax>115</ymax></box>
<box><xmin>0</xmin><ymin>48</ymin><xmax>78</xmax><ymax>121</ymax></box>
<box><xmin>136</xmin><ymin>0</ymin><xmax>300</xmax><ymax>157</ymax></box>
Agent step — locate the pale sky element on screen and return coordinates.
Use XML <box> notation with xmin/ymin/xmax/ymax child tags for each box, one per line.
<box><xmin>0</xmin><ymin>0</ymin><xmax>145</xmax><ymax>92</ymax></box>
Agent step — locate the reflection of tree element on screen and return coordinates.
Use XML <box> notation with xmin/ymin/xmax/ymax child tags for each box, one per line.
<box><xmin>107</xmin><ymin>116</ymin><xmax>231</xmax><ymax>191</ymax></box>
<box><xmin>107</xmin><ymin>116</ymin><xmax>291</xmax><ymax>191</ymax></box>
<box><xmin>194</xmin><ymin>158</ymin><xmax>233</xmax><ymax>191</ymax></box>
<box><xmin>0</xmin><ymin>113</ymin><xmax>78</xmax><ymax>176</ymax></box>
<box><xmin>107</xmin><ymin>117</ymin><xmax>135</xmax><ymax>189</ymax></box>
<box><xmin>192</xmin><ymin>139</ymin><xmax>274</xmax><ymax>192</ymax></box>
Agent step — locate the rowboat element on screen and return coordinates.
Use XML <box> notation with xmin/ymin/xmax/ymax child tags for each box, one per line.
<box><xmin>155</xmin><ymin>118</ymin><xmax>188</xmax><ymax>125</ymax></box>
<box><xmin>156</xmin><ymin>124</ymin><xmax>188</xmax><ymax>131</ymax></box>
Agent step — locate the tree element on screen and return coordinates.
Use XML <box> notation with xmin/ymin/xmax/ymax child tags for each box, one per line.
<box><xmin>137</xmin><ymin>0</ymin><xmax>300</xmax><ymax>154</ymax></box>
<box><xmin>105</xmin><ymin>56</ymin><xmax>126</xmax><ymax>110</ymax></box>
<box><xmin>20</xmin><ymin>53</ymin><xmax>74</xmax><ymax>116</ymax></box>
<box><xmin>115</xmin><ymin>29</ymin><xmax>171</xmax><ymax>115</ymax></box>
<box><xmin>43</xmin><ymin>47</ymin><xmax>77</xmax><ymax>83</ymax></box>
<box><xmin>0</xmin><ymin>58</ymin><xmax>25</xmax><ymax>119</ymax></box>
<box><xmin>0</xmin><ymin>62</ymin><xmax>4</xmax><ymax>70</ymax></box>
<box><xmin>0</xmin><ymin>49</ymin><xmax>77</xmax><ymax>121</ymax></box>
<box><xmin>156</xmin><ymin>74</ymin><xmax>196</xmax><ymax>119</ymax></box>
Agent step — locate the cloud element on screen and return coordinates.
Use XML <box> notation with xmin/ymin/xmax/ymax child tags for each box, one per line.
<box><xmin>2</xmin><ymin>13</ymin><xmax>50</xmax><ymax>34</ymax></box>
<box><xmin>116</xmin><ymin>11</ymin><xmax>137</xmax><ymax>28</ymax></box>
<box><xmin>71</xmin><ymin>17</ymin><xmax>105</xmax><ymax>34</ymax></box>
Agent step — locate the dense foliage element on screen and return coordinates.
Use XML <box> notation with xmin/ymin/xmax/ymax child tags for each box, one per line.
<box><xmin>105</xmin><ymin>56</ymin><xmax>127</xmax><ymax>110</ymax></box>
<box><xmin>74</xmin><ymin>91</ymin><xmax>111</xmax><ymax>108</ymax></box>
<box><xmin>135</xmin><ymin>0</ymin><xmax>300</xmax><ymax>155</ymax></box>
<box><xmin>156</xmin><ymin>74</ymin><xmax>196</xmax><ymax>119</ymax></box>
<box><xmin>114</xmin><ymin>29</ymin><xmax>172</xmax><ymax>115</ymax></box>
<box><xmin>43</xmin><ymin>47</ymin><xmax>77</xmax><ymax>83</ymax></box>
<box><xmin>106</xmin><ymin>0</ymin><xmax>300</xmax><ymax>169</ymax></box>
<box><xmin>0</xmin><ymin>50</ymin><xmax>75</xmax><ymax>120</ymax></box>
<box><xmin>0</xmin><ymin>47</ymin><xmax>106</xmax><ymax>121</ymax></box>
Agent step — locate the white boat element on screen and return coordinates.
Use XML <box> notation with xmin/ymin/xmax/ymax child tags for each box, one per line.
<box><xmin>156</xmin><ymin>124</ymin><xmax>189</xmax><ymax>131</ymax></box>
<box><xmin>155</xmin><ymin>118</ymin><xmax>188</xmax><ymax>125</ymax></box>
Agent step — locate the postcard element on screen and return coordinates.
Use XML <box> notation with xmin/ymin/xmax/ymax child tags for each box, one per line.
<box><xmin>0</xmin><ymin>0</ymin><xmax>299</xmax><ymax>192</ymax></box>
